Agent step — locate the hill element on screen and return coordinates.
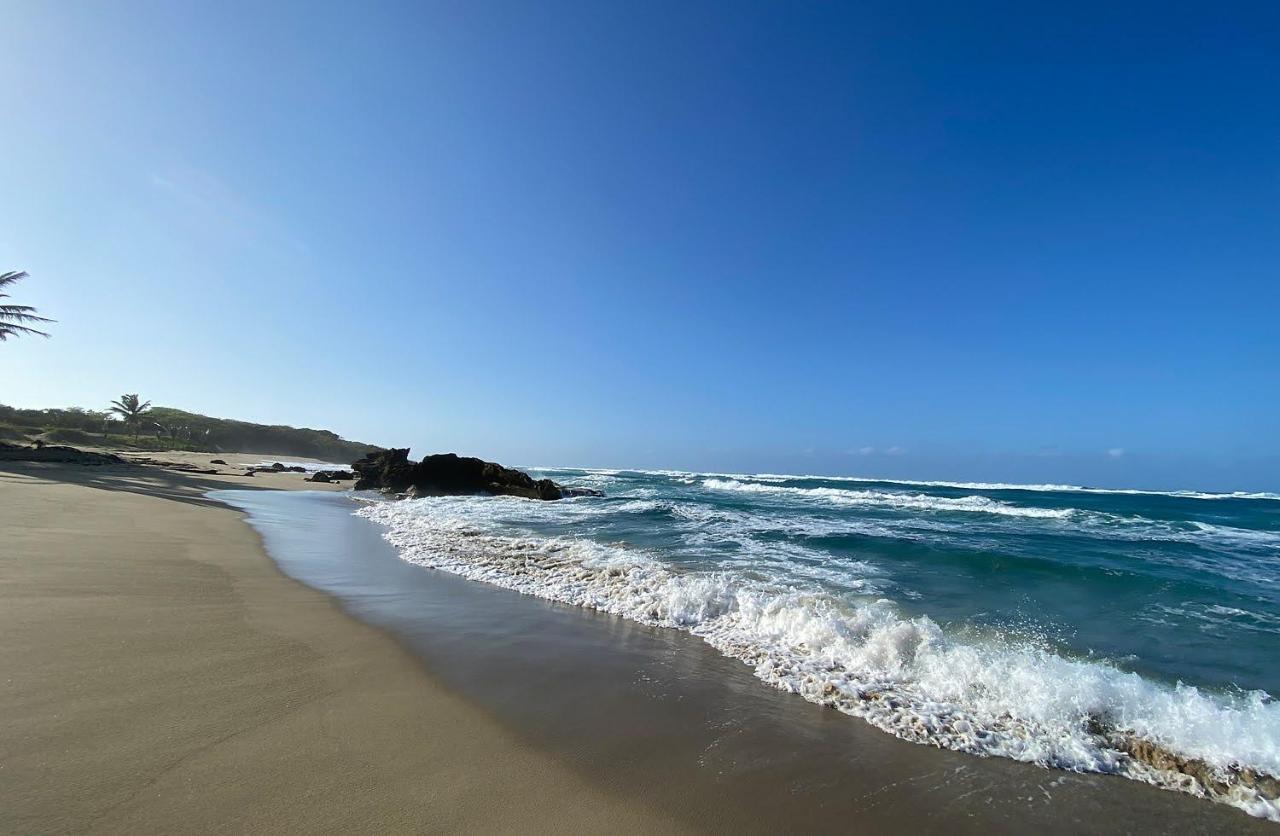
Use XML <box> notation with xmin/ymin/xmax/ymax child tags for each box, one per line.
<box><xmin>0</xmin><ymin>403</ymin><xmax>381</xmax><ymax>463</ymax></box>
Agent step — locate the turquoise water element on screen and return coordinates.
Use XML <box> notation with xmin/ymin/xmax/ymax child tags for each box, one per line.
<box><xmin>356</xmin><ymin>468</ymin><xmax>1280</xmax><ymax>819</ymax></box>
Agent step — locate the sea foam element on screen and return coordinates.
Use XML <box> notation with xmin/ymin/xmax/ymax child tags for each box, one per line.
<box><xmin>357</xmin><ymin>495</ymin><xmax>1280</xmax><ymax>821</ymax></box>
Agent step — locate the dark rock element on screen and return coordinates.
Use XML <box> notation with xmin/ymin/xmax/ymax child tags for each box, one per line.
<box><xmin>0</xmin><ymin>443</ymin><xmax>125</xmax><ymax>466</ymax></box>
<box><xmin>210</xmin><ymin>459</ymin><xmax>227</xmax><ymax>465</ymax></box>
<box><xmin>352</xmin><ymin>448</ymin><xmax>417</xmax><ymax>493</ymax></box>
<box><xmin>246</xmin><ymin>464</ymin><xmax>307</xmax><ymax>475</ymax></box>
<box><xmin>560</xmin><ymin>486</ymin><xmax>606</xmax><ymax>498</ymax></box>
<box><xmin>308</xmin><ymin>469</ymin><xmax>355</xmax><ymax>482</ymax></box>
<box><xmin>350</xmin><ymin>449</ymin><xmax>600</xmax><ymax>501</ymax></box>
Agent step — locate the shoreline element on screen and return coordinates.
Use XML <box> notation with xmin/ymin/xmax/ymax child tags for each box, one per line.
<box><xmin>227</xmin><ymin>486</ymin><xmax>1272</xmax><ymax>832</ymax></box>
<box><xmin>2</xmin><ymin>451</ymin><xmax>1271</xmax><ymax>833</ymax></box>
<box><xmin>0</xmin><ymin>454</ymin><xmax>681</xmax><ymax>833</ymax></box>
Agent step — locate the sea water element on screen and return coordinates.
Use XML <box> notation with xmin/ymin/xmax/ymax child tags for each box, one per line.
<box><xmin>354</xmin><ymin>468</ymin><xmax>1280</xmax><ymax>819</ymax></box>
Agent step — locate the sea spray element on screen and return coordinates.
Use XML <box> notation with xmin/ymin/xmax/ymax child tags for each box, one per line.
<box><xmin>356</xmin><ymin>491</ymin><xmax>1280</xmax><ymax>821</ymax></box>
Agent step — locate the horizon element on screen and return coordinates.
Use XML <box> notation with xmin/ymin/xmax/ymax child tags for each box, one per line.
<box><xmin>3</xmin><ymin>2</ymin><xmax>1278</xmax><ymax>491</ymax></box>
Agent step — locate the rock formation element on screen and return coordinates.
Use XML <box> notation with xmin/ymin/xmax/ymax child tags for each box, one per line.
<box><xmin>0</xmin><ymin>443</ymin><xmax>125</xmax><ymax>466</ymax></box>
<box><xmin>350</xmin><ymin>449</ymin><xmax>601</xmax><ymax>501</ymax></box>
<box><xmin>307</xmin><ymin>469</ymin><xmax>356</xmax><ymax>483</ymax></box>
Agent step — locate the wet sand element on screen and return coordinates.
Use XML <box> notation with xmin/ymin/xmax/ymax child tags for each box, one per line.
<box><xmin>1</xmin><ymin>453</ymin><xmax>1269</xmax><ymax>833</ymax></box>
<box><xmin>226</xmin><ymin>488</ymin><xmax>1270</xmax><ymax>834</ymax></box>
<box><xmin>0</xmin><ymin>456</ymin><xmax>681</xmax><ymax>834</ymax></box>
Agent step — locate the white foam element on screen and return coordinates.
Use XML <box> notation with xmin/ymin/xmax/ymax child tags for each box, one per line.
<box><xmin>702</xmin><ymin>478</ymin><xmax>1075</xmax><ymax>520</ymax></box>
<box><xmin>358</xmin><ymin>497</ymin><xmax>1280</xmax><ymax>821</ymax></box>
<box><xmin>536</xmin><ymin>466</ymin><xmax>1280</xmax><ymax>502</ymax></box>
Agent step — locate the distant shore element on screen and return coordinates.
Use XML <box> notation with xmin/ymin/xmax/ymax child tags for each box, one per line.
<box><xmin>0</xmin><ymin>452</ymin><xmax>677</xmax><ymax>833</ymax></box>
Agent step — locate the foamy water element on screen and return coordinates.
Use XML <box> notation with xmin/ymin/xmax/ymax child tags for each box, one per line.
<box><xmin>355</xmin><ymin>467</ymin><xmax>1280</xmax><ymax>820</ymax></box>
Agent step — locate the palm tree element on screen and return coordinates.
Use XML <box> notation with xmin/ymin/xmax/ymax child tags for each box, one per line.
<box><xmin>109</xmin><ymin>394</ymin><xmax>152</xmax><ymax>441</ymax></box>
<box><xmin>0</xmin><ymin>271</ymin><xmax>54</xmax><ymax>340</ymax></box>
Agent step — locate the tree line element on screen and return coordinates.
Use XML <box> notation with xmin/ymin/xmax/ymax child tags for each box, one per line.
<box><xmin>0</xmin><ymin>401</ymin><xmax>380</xmax><ymax>463</ymax></box>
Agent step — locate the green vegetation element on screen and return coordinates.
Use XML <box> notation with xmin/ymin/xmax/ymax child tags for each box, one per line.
<box><xmin>0</xmin><ymin>271</ymin><xmax>54</xmax><ymax>340</ymax></box>
<box><xmin>0</xmin><ymin>403</ymin><xmax>381</xmax><ymax>462</ymax></box>
<box><xmin>108</xmin><ymin>393</ymin><xmax>152</xmax><ymax>440</ymax></box>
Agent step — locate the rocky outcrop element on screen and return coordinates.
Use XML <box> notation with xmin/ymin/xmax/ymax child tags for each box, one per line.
<box><xmin>243</xmin><ymin>462</ymin><xmax>308</xmax><ymax>475</ymax></box>
<box><xmin>350</xmin><ymin>449</ymin><xmax>602</xmax><ymax>501</ymax></box>
<box><xmin>351</xmin><ymin>448</ymin><xmax>417</xmax><ymax>493</ymax></box>
<box><xmin>0</xmin><ymin>443</ymin><xmax>125</xmax><ymax>466</ymax></box>
<box><xmin>560</xmin><ymin>486</ymin><xmax>606</xmax><ymax>498</ymax></box>
<box><xmin>307</xmin><ymin>470</ymin><xmax>356</xmax><ymax>483</ymax></box>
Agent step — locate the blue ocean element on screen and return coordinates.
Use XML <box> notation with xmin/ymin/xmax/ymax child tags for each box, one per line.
<box><xmin>356</xmin><ymin>468</ymin><xmax>1280</xmax><ymax>819</ymax></box>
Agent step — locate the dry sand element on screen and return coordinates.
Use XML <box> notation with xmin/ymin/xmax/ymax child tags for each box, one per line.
<box><xmin>0</xmin><ymin>452</ymin><xmax>682</xmax><ymax>834</ymax></box>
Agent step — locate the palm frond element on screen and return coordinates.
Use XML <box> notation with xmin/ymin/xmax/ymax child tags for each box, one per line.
<box><xmin>0</xmin><ymin>305</ymin><xmax>54</xmax><ymax>324</ymax></box>
<box><xmin>0</xmin><ymin>323</ymin><xmax>52</xmax><ymax>340</ymax></box>
<box><xmin>0</xmin><ymin>271</ymin><xmax>54</xmax><ymax>340</ymax></box>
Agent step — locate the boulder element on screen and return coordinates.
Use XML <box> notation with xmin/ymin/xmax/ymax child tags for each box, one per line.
<box><xmin>561</xmin><ymin>486</ymin><xmax>606</xmax><ymax>498</ymax></box>
<box><xmin>350</xmin><ymin>449</ymin><xmax>603</xmax><ymax>501</ymax></box>
<box><xmin>308</xmin><ymin>472</ymin><xmax>332</xmax><ymax>483</ymax></box>
<box><xmin>210</xmin><ymin>459</ymin><xmax>227</xmax><ymax>465</ymax></box>
<box><xmin>352</xmin><ymin>448</ymin><xmax>417</xmax><ymax>493</ymax></box>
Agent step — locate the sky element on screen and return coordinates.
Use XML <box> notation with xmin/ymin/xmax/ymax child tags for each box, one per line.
<box><xmin>2</xmin><ymin>1</ymin><xmax>1278</xmax><ymax>490</ymax></box>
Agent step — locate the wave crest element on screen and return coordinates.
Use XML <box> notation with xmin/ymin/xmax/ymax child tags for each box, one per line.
<box><xmin>358</xmin><ymin>497</ymin><xmax>1280</xmax><ymax>820</ymax></box>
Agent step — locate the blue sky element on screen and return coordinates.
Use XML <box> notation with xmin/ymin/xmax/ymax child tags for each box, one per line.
<box><xmin>2</xmin><ymin>1</ymin><xmax>1277</xmax><ymax>489</ymax></box>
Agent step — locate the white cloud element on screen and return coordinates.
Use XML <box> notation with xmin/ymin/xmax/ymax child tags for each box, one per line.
<box><xmin>857</xmin><ymin>446</ymin><xmax>876</xmax><ymax>455</ymax></box>
<box><xmin>1108</xmin><ymin>448</ymin><xmax>1125</xmax><ymax>458</ymax></box>
<box><xmin>885</xmin><ymin>445</ymin><xmax>906</xmax><ymax>455</ymax></box>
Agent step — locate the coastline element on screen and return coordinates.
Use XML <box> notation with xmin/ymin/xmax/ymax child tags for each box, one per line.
<box><xmin>228</xmin><ymin>487</ymin><xmax>1271</xmax><ymax>832</ymax></box>
<box><xmin>0</xmin><ymin>455</ymin><xmax>680</xmax><ymax>834</ymax></box>
<box><xmin>2</xmin><ymin>452</ymin><xmax>1271</xmax><ymax>833</ymax></box>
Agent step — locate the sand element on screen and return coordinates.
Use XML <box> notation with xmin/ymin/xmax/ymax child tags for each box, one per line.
<box><xmin>3</xmin><ymin>451</ymin><xmax>1267</xmax><ymax>834</ymax></box>
<box><xmin>0</xmin><ymin>453</ymin><xmax>682</xmax><ymax>834</ymax></box>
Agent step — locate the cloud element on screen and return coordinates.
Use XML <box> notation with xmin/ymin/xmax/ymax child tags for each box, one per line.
<box><xmin>856</xmin><ymin>446</ymin><xmax>876</xmax><ymax>455</ymax></box>
<box><xmin>885</xmin><ymin>446</ymin><xmax>906</xmax><ymax>455</ymax></box>
<box><xmin>1108</xmin><ymin>448</ymin><xmax>1125</xmax><ymax>458</ymax></box>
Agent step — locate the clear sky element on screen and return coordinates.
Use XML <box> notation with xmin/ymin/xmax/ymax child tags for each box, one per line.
<box><xmin>2</xmin><ymin>1</ymin><xmax>1277</xmax><ymax>490</ymax></box>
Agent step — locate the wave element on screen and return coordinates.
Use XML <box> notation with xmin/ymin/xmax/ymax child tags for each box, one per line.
<box><xmin>702</xmin><ymin>478</ymin><xmax>1075</xmax><ymax>520</ymax></box>
<box><xmin>738</xmin><ymin>474</ymin><xmax>1280</xmax><ymax>502</ymax></box>
<box><xmin>536</xmin><ymin>466</ymin><xmax>1280</xmax><ymax>502</ymax></box>
<box><xmin>357</xmin><ymin>497</ymin><xmax>1280</xmax><ymax>821</ymax></box>
<box><xmin>699</xmin><ymin>480</ymin><xmax>1280</xmax><ymax>561</ymax></box>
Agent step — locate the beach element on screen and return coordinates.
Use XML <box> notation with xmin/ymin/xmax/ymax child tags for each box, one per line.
<box><xmin>0</xmin><ymin>454</ymin><xmax>678</xmax><ymax>834</ymax></box>
<box><xmin>1</xmin><ymin>453</ymin><xmax>1272</xmax><ymax>833</ymax></box>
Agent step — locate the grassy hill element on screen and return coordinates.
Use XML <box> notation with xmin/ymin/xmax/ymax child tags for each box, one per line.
<box><xmin>0</xmin><ymin>403</ymin><xmax>381</xmax><ymax>463</ymax></box>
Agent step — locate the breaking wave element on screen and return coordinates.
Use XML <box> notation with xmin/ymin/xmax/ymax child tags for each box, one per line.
<box><xmin>701</xmin><ymin>478</ymin><xmax>1075</xmax><ymax>519</ymax></box>
<box><xmin>357</xmin><ymin>496</ymin><xmax>1280</xmax><ymax>821</ymax></box>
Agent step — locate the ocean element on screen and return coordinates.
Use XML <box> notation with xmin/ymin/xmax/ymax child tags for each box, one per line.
<box><xmin>353</xmin><ymin>467</ymin><xmax>1280</xmax><ymax>820</ymax></box>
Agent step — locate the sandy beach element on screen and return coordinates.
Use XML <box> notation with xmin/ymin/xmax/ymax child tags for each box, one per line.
<box><xmin>3</xmin><ymin>451</ymin><xmax>1271</xmax><ymax>834</ymax></box>
<box><xmin>0</xmin><ymin>453</ymin><xmax>680</xmax><ymax>834</ymax></box>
